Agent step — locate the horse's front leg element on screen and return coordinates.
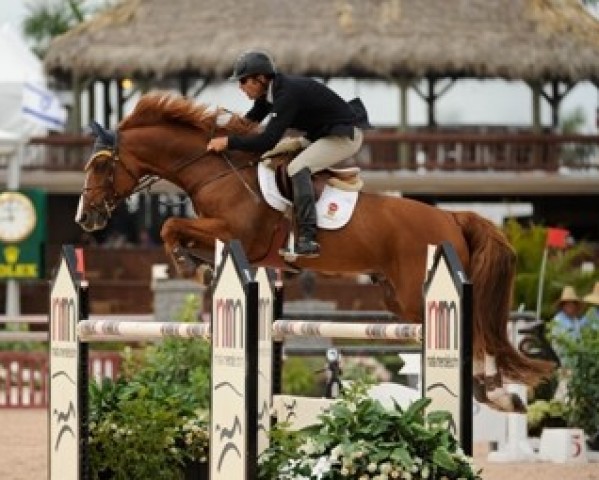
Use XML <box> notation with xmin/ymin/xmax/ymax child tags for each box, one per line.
<box><xmin>161</xmin><ymin>217</ymin><xmax>234</xmax><ymax>280</ymax></box>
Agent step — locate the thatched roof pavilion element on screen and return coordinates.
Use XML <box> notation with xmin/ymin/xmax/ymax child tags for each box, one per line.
<box><xmin>43</xmin><ymin>0</ymin><xmax>599</xmax><ymax>129</ymax></box>
<box><xmin>45</xmin><ymin>0</ymin><xmax>599</xmax><ymax>82</ymax></box>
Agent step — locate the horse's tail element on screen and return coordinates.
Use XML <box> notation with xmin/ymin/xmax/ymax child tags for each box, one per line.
<box><xmin>453</xmin><ymin>211</ymin><xmax>554</xmax><ymax>385</ymax></box>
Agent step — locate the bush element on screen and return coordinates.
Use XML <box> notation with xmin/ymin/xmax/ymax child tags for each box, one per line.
<box><xmin>549</xmin><ymin>316</ymin><xmax>599</xmax><ymax>437</ymax></box>
<box><xmin>504</xmin><ymin>220</ymin><xmax>597</xmax><ymax>319</ymax></box>
<box><xmin>526</xmin><ymin>399</ymin><xmax>569</xmax><ymax>437</ymax></box>
<box><xmin>88</xmin><ymin>295</ymin><xmax>211</xmax><ymax>479</ymax></box>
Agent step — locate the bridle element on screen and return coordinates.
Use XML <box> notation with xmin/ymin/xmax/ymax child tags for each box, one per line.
<box><xmin>80</xmin><ymin>132</ymin><xmax>142</xmax><ymax>216</ymax></box>
<box><xmin>81</xmin><ymin>123</ymin><xmax>260</xmax><ymax>217</ymax></box>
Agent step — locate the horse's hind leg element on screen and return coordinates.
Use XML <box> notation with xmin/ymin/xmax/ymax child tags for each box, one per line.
<box><xmin>371</xmin><ymin>275</ymin><xmax>402</xmax><ymax>316</ymax></box>
<box><xmin>473</xmin><ymin>355</ymin><xmax>526</xmax><ymax>413</ymax></box>
<box><xmin>384</xmin><ymin>263</ymin><xmax>425</xmax><ymax>323</ymax></box>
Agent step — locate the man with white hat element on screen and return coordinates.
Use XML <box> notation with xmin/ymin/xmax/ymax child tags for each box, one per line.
<box><xmin>549</xmin><ymin>285</ymin><xmax>587</xmax><ymax>401</ymax></box>
<box><xmin>552</xmin><ymin>286</ymin><xmax>587</xmax><ymax>337</ymax></box>
<box><xmin>582</xmin><ymin>281</ymin><xmax>599</xmax><ymax>325</ymax></box>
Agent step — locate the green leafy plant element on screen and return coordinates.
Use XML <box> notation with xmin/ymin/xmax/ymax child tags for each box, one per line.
<box><xmin>87</xmin><ymin>295</ymin><xmax>211</xmax><ymax>479</ymax></box>
<box><xmin>526</xmin><ymin>399</ymin><xmax>569</xmax><ymax>437</ymax></box>
<box><xmin>258</xmin><ymin>383</ymin><xmax>481</xmax><ymax>479</ymax></box>
<box><xmin>282</xmin><ymin>356</ymin><xmax>326</xmax><ymax>396</ymax></box>
<box><xmin>504</xmin><ymin>220</ymin><xmax>597</xmax><ymax>319</ymax></box>
<box><xmin>549</xmin><ymin>316</ymin><xmax>599</xmax><ymax>437</ymax></box>
<box><xmin>341</xmin><ymin>355</ymin><xmax>391</xmax><ymax>384</ymax></box>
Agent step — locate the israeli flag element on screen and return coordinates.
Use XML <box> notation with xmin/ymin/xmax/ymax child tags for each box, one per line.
<box><xmin>22</xmin><ymin>81</ymin><xmax>67</xmax><ymax>132</ymax></box>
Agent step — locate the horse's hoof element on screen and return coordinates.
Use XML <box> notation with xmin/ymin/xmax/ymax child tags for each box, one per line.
<box><xmin>173</xmin><ymin>247</ymin><xmax>197</xmax><ymax>278</ymax></box>
<box><xmin>508</xmin><ymin>393</ymin><xmax>527</xmax><ymax>413</ymax></box>
<box><xmin>486</xmin><ymin>389</ymin><xmax>527</xmax><ymax>413</ymax></box>
<box><xmin>196</xmin><ymin>264</ymin><xmax>214</xmax><ymax>286</ymax></box>
<box><xmin>472</xmin><ymin>376</ymin><xmax>488</xmax><ymax>403</ymax></box>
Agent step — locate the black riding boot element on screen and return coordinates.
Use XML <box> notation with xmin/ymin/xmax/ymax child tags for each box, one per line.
<box><xmin>288</xmin><ymin>167</ymin><xmax>320</xmax><ymax>257</ymax></box>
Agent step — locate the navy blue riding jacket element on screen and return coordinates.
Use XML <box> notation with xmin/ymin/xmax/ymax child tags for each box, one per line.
<box><xmin>227</xmin><ymin>73</ymin><xmax>370</xmax><ymax>153</ymax></box>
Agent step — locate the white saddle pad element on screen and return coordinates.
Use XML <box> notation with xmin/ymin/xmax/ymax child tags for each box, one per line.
<box><xmin>257</xmin><ymin>162</ymin><xmax>358</xmax><ymax>230</ymax></box>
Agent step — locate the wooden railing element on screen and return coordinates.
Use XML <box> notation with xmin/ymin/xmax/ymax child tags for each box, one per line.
<box><xmin>358</xmin><ymin>131</ymin><xmax>599</xmax><ymax>172</ymax></box>
<box><xmin>1</xmin><ymin>131</ymin><xmax>598</xmax><ymax>173</ymax></box>
<box><xmin>0</xmin><ymin>351</ymin><xmax>122</xmax><ymax>408</ymax></box>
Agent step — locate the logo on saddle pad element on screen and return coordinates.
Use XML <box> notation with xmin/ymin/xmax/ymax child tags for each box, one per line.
<box><xmin>257</xmin><ymin>163</ymin><xmax>359</xmax><ymax>229</ymax></box>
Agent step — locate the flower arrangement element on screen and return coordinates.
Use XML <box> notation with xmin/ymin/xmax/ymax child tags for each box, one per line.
<box><xmin>258</xmin><ymin>383</ymin><xmax>481</xmax><ymax>480</ymax></box>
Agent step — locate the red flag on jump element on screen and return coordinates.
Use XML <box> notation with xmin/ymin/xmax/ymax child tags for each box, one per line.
<box><xmin>546</xmin><ymin>227</ymin><xmax>569</xmax><ymax>249</ymax></box>
<box><xmin>75</xmin><ymin>247</ymin><xmax>86</xmax><ymax>279</ymax></box>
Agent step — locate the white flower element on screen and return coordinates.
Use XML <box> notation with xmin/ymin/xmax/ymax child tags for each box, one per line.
<box><xmin>330</xmin><ymin>445</ymin><xmax>343</xmax><ymax>460</ymax></box>
<box><xmin>299</xmin><ymin>438</ymin><xmax>319</xmax><ymax>455</ymax></box>
<box><xmin>341</xmin><ymin>467</ymin><xmax>350</xmax><ymax>476</ymax></box>
<box><xmin>421</xmin><ymin>465</ymin><xmax>430</xmax><ymax>479</ymax></box>
<box><xmin>313</xmin><ymin>456</ymin><xmax>332</xmax><ymax>479</ymax></box>
<box><xmin>367</xmin><ymin>462</ymin><xmax>378</xmax><ymax>473</ymax></box>
<box><xmin>352</xmin><ymin>450</ymin><xmax>364</xmax><ymax>459</ymax></box>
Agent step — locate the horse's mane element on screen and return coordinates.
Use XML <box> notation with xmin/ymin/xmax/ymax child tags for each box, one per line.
<box><xmin>119</xmin><ymin>91</ymin><xmax>258</xmax><ymax>136</ymax></box>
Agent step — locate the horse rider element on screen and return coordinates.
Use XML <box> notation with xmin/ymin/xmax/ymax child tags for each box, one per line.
<box><xmin>207</xmin><ymin>50</ymin><xmax>370</xmax><ymax>258</ymax></box>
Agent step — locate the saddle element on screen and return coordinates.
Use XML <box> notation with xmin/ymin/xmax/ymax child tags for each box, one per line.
<box><xmin>264</xmin><ymin>153</ymin><xmax>363</xmax><ymax>202</ymax></box>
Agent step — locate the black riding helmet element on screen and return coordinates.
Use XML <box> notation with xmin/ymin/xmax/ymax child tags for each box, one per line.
<box><xmin>229</xmin><ymin>51</ymin><xmax>276</xmax><ymax>81</ymax></box>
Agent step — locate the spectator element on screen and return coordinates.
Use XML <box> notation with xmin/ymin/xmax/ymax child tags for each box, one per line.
<box><xmin>552</xmin><ymin>285</ymin><xmax>587</xmax><ymax>338</ymax></box>
<box><xmin>582</xmin><ymin>281</ymin><xmax>599</xmax><ymax>325</ymax></box>
<box><xmin>550</xmin><ymin>285</ymin><xmax>587</xmax><ymax>400</ymax></box>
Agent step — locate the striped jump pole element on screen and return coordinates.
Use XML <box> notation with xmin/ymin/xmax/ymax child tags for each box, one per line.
<box><xmin>271</xmin><ymin>319</ymin><xmax>421</xmax><ymax>342</ymax></box>
<box><xmin>77</xmin><ymin>320</ymin><xmax>212</xmax><ymax>341</ymax></box>
<box><xmin>76</xmin><ymin>319</ymin><xmax>421</xmax><ymax>342</ymax></box>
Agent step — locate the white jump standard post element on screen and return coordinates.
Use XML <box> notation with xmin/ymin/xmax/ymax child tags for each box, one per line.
<box><xmin>48</xmin><ymin>245</ymin><xmax>90</xmax><ymax>480</ymax></box>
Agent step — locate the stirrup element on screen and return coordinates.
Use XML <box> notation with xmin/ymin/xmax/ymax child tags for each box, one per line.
<box><xmin>278</xmin><ymin>232</ymin><xmax>320</xmax><ymax>260</ymax></box>
<box><xmin>295</xmin><ymin>238</ymin><xmax>320</xmax><ymax>257</ymax></box>
<box><xmin>279</xmin><ymin>243</ymin><xmax>320</xmax><ymax>259</ymax></box>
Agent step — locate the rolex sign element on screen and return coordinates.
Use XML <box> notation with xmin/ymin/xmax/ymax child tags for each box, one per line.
<box><xmin>0</xmin><ymin>189</ymin><xmax>46</xmax><ymax>279</ymax></box>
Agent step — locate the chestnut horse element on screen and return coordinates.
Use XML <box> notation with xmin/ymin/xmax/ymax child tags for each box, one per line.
<box><xmin>76</xmin><ymin>92</ymin><xmax>552</xmax><ymax>411</ymax></box>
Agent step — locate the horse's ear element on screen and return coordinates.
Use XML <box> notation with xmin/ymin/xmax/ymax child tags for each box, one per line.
<box><xmin>89</xmin><ymin>120</ymin><xmax>104</xmax><ymax>137</ymax></box>
<box><xmin>89</xmin><ymin>120</ymin><xmax>115</xmax><ymax>146</ymax></box>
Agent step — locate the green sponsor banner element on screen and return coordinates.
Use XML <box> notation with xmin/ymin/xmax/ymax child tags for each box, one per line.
<box><xmin>0</xmin><ymin>189</ymin><xmax>46</xmax><ymax>280</ymax></box>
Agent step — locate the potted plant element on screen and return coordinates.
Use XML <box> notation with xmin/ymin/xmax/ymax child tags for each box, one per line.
<box><xmin>258</xmin><ymin>383</ymin><xmax>481</xmax><ymax>479</ymax></box>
